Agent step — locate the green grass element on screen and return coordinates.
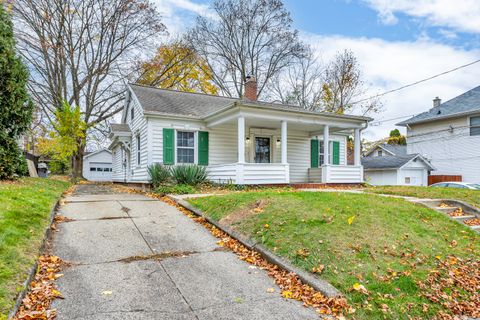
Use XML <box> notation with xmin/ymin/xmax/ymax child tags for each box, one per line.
<box><xmin>0</xmin><ymin>178</ymin><xmax>70</xmax><ymax>318</ymax></box>
<box><xmin>188</xmin><ymin>191</ymin><xmax>480</xmax><ymax>319</ymax></box>
<box><xmin>366</xmin><ymin>185</ymin><xmax>480</xmax><ymax>208</ymax></box>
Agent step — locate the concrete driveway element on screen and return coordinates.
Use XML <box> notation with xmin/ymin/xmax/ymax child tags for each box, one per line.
<box><xmin>52</xmin><ymin>185</ymin><xmax>318</xmax><ymax>319</ymax></box>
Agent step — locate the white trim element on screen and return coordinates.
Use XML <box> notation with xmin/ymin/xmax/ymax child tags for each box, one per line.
<box><xmin>174</xmin><ymin>129</ymin><xmax>198</xmax><ymax>165</ymax></box>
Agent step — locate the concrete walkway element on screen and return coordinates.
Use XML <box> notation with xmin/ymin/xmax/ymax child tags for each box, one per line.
<box><xmin>52</xmin><ymin>185</ymin><xmax>318</xmax><ymax>319</ymax></box>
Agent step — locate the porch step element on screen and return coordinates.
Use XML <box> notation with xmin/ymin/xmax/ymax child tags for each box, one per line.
<box><xmin>451</xmin><ymin>215</ymin><xmax>476</xmax><ymax>221</ymax></box>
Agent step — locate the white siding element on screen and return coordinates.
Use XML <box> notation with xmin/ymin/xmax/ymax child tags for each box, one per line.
<box><xmin>407</xmin><ymin>115</ymin><xmax>480</xmax><ymax>182</ymax></box>
<box><xmin>128</xmin><ymin>98</ymin><xmax>149</xmax><ymax>182</ymax></box>
<box><xmin>112</xmin><ymin>145</ymin><xmax>124</xmax><ymax>182</ymax></box>
<box><xmin>83</xmin><ymin>150</ymin><xmax>112</xmax><ymax>182</ymax></box>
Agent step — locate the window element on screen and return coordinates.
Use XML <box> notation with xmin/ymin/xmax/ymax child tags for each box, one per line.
<box><xmin>131</xmin><ymin>107</ymin><xmax>134</xmax><ymax>121</ymax></box>
<box><xmin>377</xmin><ymin>150</ymin><xmax>383</xmax><ymax>157</ymax></box>
<box><xmin>136</xmin><ymin>134</ymin><xmax>141</xmax><ymax>165</ymax></box>
<box><xmin>90</xmin><ymin>167</ymin><xmax>96</xmax><ymax>172</ymax></box>
<box><xmin>254</xmin><ymin>137</ymin><xmax>271</xmax><ymax>163</ymax></box>
<box><xmin>177</xmin><ymin>131</ymin><xmax>194</xmax><ymax>163</ymax></box>
<box><xmin>319</xmin><ymin>141</ymin><xmax>325</xmax><ymax>165</ymax></box>
<box><xmin>470</xmin><ymin>116</ymin><xmax>480</xmax><ymax>136</ymax></box>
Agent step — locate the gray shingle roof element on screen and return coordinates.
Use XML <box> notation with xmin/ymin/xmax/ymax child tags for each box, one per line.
<box><xmin>380</xmin><ymin>144</ymin><xmax>407</xmax><ymax>156</ymax></box>
<box><xmin>110</xmin><ymin>123</ymin><xmax>131</xmax><ymax>133</ymax></box>
<box><xmin>129</xmin><ymin>83</ymin><xmax>372</xmax><ymax>121</ymax></box>
<box><xmin>397</xmin><ymin>85</ymin><xmax>480</xmax><ymax>126</ymax></box>
<box><xmin>361</xmin><ymin>154</ymin><xmax>417</xmax><ymax>169</ymax></box>
<box><xmin>129</xmin><ymin>84</ymin><xmax>237</xmax><ymax>118</ymax></box>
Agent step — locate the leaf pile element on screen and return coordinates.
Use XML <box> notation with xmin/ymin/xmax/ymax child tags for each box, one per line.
<box><xmin>448</xmin><ymin>208</ymin><xmax>465</xmax><ymax>217</ymax></box>
<box><xmin>463</xmin><ymin>218</ymin><xmax>480</xmax><ymax>226</ymax></box>
<box><xmin>418</xmin><ymin>256</ymin><xmax>480</xmax><ymax>319</ymax></box>
<box><xmin>14</xmin><ymin>255</ymin><xmax>65</xmax><ymax>320</ymax></box>
<box><xmin>160</xmin><ymin>196</ymin><xmax>350</xmax><ymax>317</ymax></box>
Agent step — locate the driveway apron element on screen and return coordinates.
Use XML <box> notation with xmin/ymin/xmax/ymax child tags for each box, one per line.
<box><xmin>51</xmin><ymin>185</ymin><xmax>318</xmax><ymax>319</ymax></box>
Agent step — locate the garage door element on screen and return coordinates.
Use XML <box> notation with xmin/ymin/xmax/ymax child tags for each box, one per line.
<box><xmin>87</xmin><ymin>162</ymin><xmax>112</xmax><ymax>181</ymax></box>
<box><xmin>401</xmin><ymin>169</ymin><xmax>424</xmax><ymax>186</ymax></box>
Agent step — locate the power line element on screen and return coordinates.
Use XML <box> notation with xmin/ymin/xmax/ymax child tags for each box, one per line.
<box><xmin>369</xmin><ymin>114</ymin><xmax>416</xmax><ymax>126</ymax></box>
<box><xmin>352</xmin><ymin>58</ymin><xmax>480</xmax><ymax>106</ymax></box>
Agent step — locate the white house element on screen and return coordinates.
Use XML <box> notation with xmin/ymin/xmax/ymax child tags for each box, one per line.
<box><xmin>108</xmin><ymin>79</ymin><xmax>372</xmax><ymax>185</ymax></box>
<box><xmin>82</xmin><ymin>149</ymin><xmax>113</xmax><ymax>181</ymax></box>
<box><xmin>362</xmin><ymin>144</ymin><xmax>434</xmax><ymax>186</ymax></box>
<box><xmin>397</xmin><ymin>87</ymin><xmax>480</xmax><ymax>182</ymax></box>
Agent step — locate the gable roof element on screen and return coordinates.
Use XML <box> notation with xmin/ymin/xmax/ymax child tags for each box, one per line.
<box><xmin>397</xmin><ymin>85</ymin><xmax>480</xmax><ymax>126</ymax></box>
<box><xmin>128</xmin><ymin>83</ymin><xmax>373</xmax><ymax>122</ymax></box>
<box><xmin>362</xmin><ymin>154</ymin><xmax>434</xmax><ymax>170</ymax></box>
<box><xmin>381</xmin><ymin>144</ymin><xmax>407</xmax><ymax>156</ymax></box>
<box><xmin>110</xmin><ymin>123</ymin><xmax>131</xmax><ymax>133</ymax></box>
<box><xmin>129</xmin><ymin>83</ymin><xmax>237</xmax><ymax>118</ymax></box>
<box><xmin>83</xmin><ymin>148</ymin><xmax>111</xmax><ymax>159</ymax></box>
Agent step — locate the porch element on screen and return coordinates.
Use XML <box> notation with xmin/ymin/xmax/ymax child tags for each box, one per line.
<box><xmin>204</xmin><ymin>105</ymin><xmax>366</xmax><ymax>185</ymax></box>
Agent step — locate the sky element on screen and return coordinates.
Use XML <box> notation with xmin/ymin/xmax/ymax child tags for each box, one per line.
<box><xmin>153</xmin><ymin>0</ymin><xmax>480</xmax><ymax>141</ymax></box>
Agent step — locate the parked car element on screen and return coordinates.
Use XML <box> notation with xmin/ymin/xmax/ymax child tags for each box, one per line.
<box><xmin>430</xmin><ymin>182</ymin><xmax>480</xmax><ymax>190</ymax></box>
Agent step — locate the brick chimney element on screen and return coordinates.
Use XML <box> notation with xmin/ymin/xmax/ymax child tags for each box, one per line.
<box><xmin>244</xmin><ymin>75</ymin><xmax>257</xmax><ymax>101</ymax></box>
<box><xmin>433</xmin><ymin>96</ymin><xmax>441</xmax><ymax>107</ymax></box>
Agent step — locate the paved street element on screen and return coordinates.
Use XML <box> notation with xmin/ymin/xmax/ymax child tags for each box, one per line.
<box><xmin>51</xmin><ymin>185</ymin><xmax>318</xmax><ymax>319</ymax></box>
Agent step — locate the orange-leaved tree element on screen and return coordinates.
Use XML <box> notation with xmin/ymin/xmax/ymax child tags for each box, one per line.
<box><xmin>138</xmin><ymin>41</ymin><xmax>218</xmax><ymax>95</ymax></box>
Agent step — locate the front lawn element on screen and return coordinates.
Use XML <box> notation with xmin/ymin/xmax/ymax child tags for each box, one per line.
<box><xmin>0</xmin><ymin>178</ymin><xmax>70</xmax><ymax>318</ymax></box>
<box><xmin>188</xmin><ymin>191</ymin><xmax>480</xmax><ymax>319</ymax></box>
<box><xmin>366</xmin><ymin>185</ymin><xmax>480</xmax><ymax>208</ymax></box>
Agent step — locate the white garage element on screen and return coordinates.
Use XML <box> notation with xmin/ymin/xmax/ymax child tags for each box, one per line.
<box><xmin>362</xmin><ymin>154</ymin><xmax>435</xmax><ymax>186</ymax></box>
<box><xmin>83</xmin><ymin>149</ymin><xmax>113</xmax><ymax>182</ymax></box>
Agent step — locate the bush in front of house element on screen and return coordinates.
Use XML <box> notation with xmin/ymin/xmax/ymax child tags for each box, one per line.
<box><xmin>147</xmin><ymin>163</ymin><xmax>171</xmax><ymax>188</ymax></box>
<box><xmin>170</xmin><ymin>164</ymin><xmax>207</xmax><ymax>186</ymax></box>
<box><xmin>156</xmin><ymin>184</ymin><xmax>197</xmax><ymax>195</ymax></box>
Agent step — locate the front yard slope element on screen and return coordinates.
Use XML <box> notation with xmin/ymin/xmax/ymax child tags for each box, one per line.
<box><xmin>188</xmin><ymin>191</ymin><xmax>480</xmax><ymax>319</ymax></box>
<box><xmin>0</xmin><ymin>178</ymin><xmax>70</xmax><ymax>318</ymax></box>
<box><xmin>366</xmin><ymin>185</ymin><xmax>480</xmax><ymax>208</ymax></box>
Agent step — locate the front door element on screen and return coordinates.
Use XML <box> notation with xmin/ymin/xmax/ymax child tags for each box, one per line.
<box><xmin>254</xmin><ymin>137</ymin><xmax>271</xmax><ymax>163</ymax></box>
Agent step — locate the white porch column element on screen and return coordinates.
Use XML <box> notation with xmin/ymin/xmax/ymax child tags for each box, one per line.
<box><xmin>237</xmin><ymin>116</ymin><xmax>245</xmax><ymax>163</ymax></box>
<box><xmin>323</xmin><ymin>125</ymin><xmax>330</xmax><ymax>165</ymax></box>
<box><xmin>281</xmin><ymin>120</ymin><xmax>287</xmax><ymax>164</ymax></box>
<box><xmin>354</xmin><ymin>128</ymin><xmax>361</xmax><ymax>166</ymax></box>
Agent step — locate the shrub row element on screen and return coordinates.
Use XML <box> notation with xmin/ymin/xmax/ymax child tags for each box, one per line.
<box><xmin>147</xmin><ymin>163</ymin><xmax>207</xmax><ymax>188</ymax></box>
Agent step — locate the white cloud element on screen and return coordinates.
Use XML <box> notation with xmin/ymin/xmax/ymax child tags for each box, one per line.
<box><xmin>363</xmin><ymin>0</ymin><xmax>480</xmax><ymax>33</ymax></box>
<box><xmin>154</xmin><ymin>0</ymin><xmax>215</xmax><ymax>35</ymax></box>
<box><xmin>302</xmin><ymin>33</ymin><xmax>480</xmax><ymax>140</ymax></box>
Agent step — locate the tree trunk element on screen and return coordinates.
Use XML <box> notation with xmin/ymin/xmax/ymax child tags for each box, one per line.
<box><xmin>71</xmin><ymin>138</ymin><xmax>85</xmax><ymax>179</ymax></box>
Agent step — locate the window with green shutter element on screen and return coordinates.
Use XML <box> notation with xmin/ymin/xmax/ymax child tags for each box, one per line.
<box><xmin>332</xmin><ymin>141</ymin><xmax>340</xmax><ymax>165</ymax></box>
<box><xmin>198</xmin><ymin>131</ymin><xmax>209</xmax><ymax>165</ymax></box>
<box><xmin>163</xmin><ymin>128</ymin><xmax>174</xmax><ymax>165</ymax></box>
<box><xmin>310</xmin><ymin>139</ymin><xmax>319</xmax><ymax>168</ymax></box>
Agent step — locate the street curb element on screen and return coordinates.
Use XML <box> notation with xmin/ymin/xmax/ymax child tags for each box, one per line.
<box><xmin>7</xmin><ymin>196</ymin><xmax>63</xmax><ymax>320</ymax></box>
<box><xmin>168</xmin><ymin>195</ymin><xmax>343</xmax><ymax>298</ymax></box>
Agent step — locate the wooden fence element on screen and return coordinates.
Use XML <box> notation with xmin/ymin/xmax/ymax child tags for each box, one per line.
<box><xmin>428</xmin><ymin>175</ymin><xmax>462</xmax><ymax>186</ymax></box>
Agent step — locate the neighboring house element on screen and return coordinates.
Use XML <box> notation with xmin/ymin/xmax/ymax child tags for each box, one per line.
<box><xmin>362</xmin><ymin>153</ymin><xmax>434</xmax><ymax>186</ymax></box>
<box><xmin>397</xmin><ymin>87</ymin><xmax>480</xmax><ymax>182</ymax></box>
<box><xmin>363</xmin><ymin>143</ymin><xmax>407</xmax><ymax>158</ymax></box>
<box><xmin>108</xmin><ymin>79</ymin><xmax>371</xmax><ymax>185</ymax></box>
<box><xmin>82</xmin><ymin>149</ymin><xmax>113</xmax><ymax>182</ymax></box>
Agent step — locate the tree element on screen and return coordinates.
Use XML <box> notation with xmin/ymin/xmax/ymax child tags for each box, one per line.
<box><xmin>0</xmin><ymin>4</ymin><xmax>33</xmax><ymax>179</ymax></box>
<box><xmin>13</xmin><ymin>0</ymin><xmax>165</xmax><ymax>178</ymax></box>
<box><xmin>267</xmin><ymin>48</ymin><xmax>324</xmax><ymax>111</ymax></box>
<box><xmin>137</xmin><ymin>41</ymin><xmax>218</xmax><ymax>95</ymax></box>
<box><xmin>37</xmin><ymin>102</ymin><xmax>86</xmax><ymax>175</ymax></box>
<box><xmin>187</xmin><ymin>0</ymin><xmax>306</xmax><ymax>99</ymax></box>
<box><xmin>322</xmin><ymin>50</ymin><xmax>381</xmax><ymax>115</ymax></box>
<box><xmin>387</xmin><ymin>129</ymin><xmax>406</xmax><ymax>145</ymax></box>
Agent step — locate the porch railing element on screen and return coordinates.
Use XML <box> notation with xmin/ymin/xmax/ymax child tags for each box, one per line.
<box><xmin>207</xmin><ymin>163</ymin><xmax>289</xmax><ymax>185</ymax></box>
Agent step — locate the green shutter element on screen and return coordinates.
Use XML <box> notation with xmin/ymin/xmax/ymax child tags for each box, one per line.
<box><xmin>198</xmin><ymin>131</ymin><xmax>209</xmax><ymax>165</ymax></box>
<box><xmin>332</xmin><ymin>141</ymin><xmax>340</xmax><ymax>165</ymax></box>
<box><xmin>310</xmin><ymin>139</ymin><xmax>319</xmax><ymax>168</ymax></box>
<box><xmin>163</xmin><ymin>128</ymin><xmax>174</xmax><ymax>165</ymax></box>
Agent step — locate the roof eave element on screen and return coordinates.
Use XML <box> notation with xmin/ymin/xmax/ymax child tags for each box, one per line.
<box><xmin>397</xmin><ymin>109</ymin><xmax>480</xmax><ymax>126</ymax></box>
